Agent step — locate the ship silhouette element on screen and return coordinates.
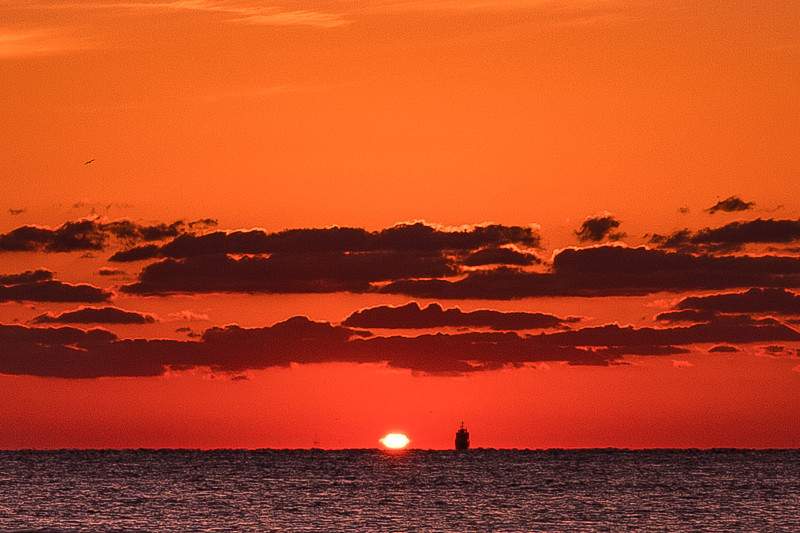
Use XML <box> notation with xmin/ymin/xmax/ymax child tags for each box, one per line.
<box><xmin>455</xmin><ymin>422</ymin><xmax>470</xmax><ymax>450</ymax></box>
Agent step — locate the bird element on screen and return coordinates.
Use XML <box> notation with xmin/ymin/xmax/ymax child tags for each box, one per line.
<box><xmin>84</xmin><ymin>159</ymin><xmax>95</xmax><ymax>165</ymax></box>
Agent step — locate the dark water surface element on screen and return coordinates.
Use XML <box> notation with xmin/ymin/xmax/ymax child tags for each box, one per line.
<box><xmin>2</xmin><ymin>449</ymin><xmax>799</xmax><ymax>532</ymax></box>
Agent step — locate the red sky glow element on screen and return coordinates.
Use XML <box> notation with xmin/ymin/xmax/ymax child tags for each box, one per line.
<box><xmin>1</xmin><ymin>0</ymin><xmax>799</xmax><ymax>449</ymax></box>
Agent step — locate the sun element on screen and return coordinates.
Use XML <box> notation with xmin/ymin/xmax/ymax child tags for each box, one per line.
<box><xmin>380</xmin><ymin>433</ymin><xmax>410</xmax><ymax>449</ymax></box>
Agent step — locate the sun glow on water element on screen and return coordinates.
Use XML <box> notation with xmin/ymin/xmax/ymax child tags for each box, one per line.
<box><xmin>380</xmin><ymin>433</ymin><xmax>410</xmax><ymax>449</ymax></box>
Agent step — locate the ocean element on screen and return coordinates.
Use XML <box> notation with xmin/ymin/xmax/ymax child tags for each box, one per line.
<box><xmin>1</xmin><ymin>449</ymin><xmax>799</xmax><ymax>532</ymax></box>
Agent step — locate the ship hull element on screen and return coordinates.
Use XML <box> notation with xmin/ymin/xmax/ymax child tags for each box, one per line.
<box><xmin>455</xmin><ymin>429</ymin><xmax>470</xmax><ymax>450</ymax></box>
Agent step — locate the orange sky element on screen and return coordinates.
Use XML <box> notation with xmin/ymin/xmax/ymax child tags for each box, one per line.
<box><xmin>1</xmin><ymin>0</ymin><xmax>799</xmax><ymax>449</ymax></box>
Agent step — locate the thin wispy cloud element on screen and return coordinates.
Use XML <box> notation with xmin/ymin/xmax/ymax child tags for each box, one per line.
<box><xmin>232</xmin><ymin>11</ymin><xmax>351</xmax><ymax>28</ymax></box>
<box><xmin>361</xmin><ymin>0</ymin><xmax>553</xmax><ymax>12</ymax></box>
<box><xmin>0</xmin><ymin>28</ymin><xmax>85</xmax><ymax>57</ymax></box>
<box><xmin>109</xmin><ymin>0</ymin><xmax>350</xmax><ymax>27</ymax></box>
<box><xmin>11</xmin><ymin>0</ymin><xmax>350</xmax><ymax>28</ymax></box>
<box><xmin>359</xmin><ymin>0</ymin><xmax>621</xmax><ymax>16</ymax></box>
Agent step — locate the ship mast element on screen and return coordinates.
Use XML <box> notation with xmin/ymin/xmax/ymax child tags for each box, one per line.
<box><xmin>455</xmin><ymin>422</ymin><xmax>470</xmax><ymax>450</ymax></box>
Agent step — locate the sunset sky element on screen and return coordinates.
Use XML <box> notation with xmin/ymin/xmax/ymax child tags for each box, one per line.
<box><xmin>1</xmin><ymin>0</ymin><xmax>799</xmax><ymax>449</ymax></box>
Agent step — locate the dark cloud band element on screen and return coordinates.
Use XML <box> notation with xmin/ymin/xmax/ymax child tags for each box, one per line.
<box><xmin>1</xmin><ymin>270</ymin><xmax>112</xmax><ymax>303</ymax></box>
<box><xmin>650</xmin><ymin>218</ymin><xmax>800</xmax><ymax>252</ymax></box>
<box><xmin>381</xmin><ymin>246</ymin><xmax>800</xmax><ymax>299</ymax></box>
<box><xmin>0</xmin><ymin>218</ymin><xmax>217</xmax><ymax>254</ymax></box>
<box><xmin>343</xmin><ymin>302</ymin><xmax>576</xmax><ymax>330</ymax></box>
<box><xmin>1</xmin><ymin>313</ymin><xmax>797</xmax><ymax>378</ymax></box>
<box><xmin>110</xmin><ymin>222</ymin><xmax>541</xmax><ymax>262</ymax></box>
<box><xmin>31</xmin><ymin>307</ymin><xmax>157</xmax><ymax>325</ymax></box>
<box><xmin>575</xmin><ymin>214</ymin><xmax>624</xmax><ymax>243</ymax></box>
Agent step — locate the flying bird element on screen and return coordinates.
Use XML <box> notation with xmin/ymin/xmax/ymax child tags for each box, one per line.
<box><xmin>84</xmin><ymin>159</ymin><xmax>95</xmax><ymax>165</ymax></box>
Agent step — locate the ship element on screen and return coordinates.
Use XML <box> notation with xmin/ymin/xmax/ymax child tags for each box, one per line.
<box><xmin>455</xmin><ymin>422</ymin><xmax>470</xmax><ymax>450</ymax></box>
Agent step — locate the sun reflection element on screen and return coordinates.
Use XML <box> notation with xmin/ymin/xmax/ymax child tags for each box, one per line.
<box><xmin>380</xmin><ymin>433</ymin><xmax>410</xmax><ymax>449</ymax></box>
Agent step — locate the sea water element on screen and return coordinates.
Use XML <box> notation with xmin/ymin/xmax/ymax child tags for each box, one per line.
<box><xmin>1</xmin><ymin>449</ymin><xmax>799</xmax><ymax>532</ymax></box>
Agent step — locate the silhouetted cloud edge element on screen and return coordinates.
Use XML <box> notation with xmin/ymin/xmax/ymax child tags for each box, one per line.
<box><xmin>1</xmin><ymin>314</ymin><xmax>797</xmax><ymax>378</ymax></box>
<box><xmin>31</xmin><ymin>306</ymin><xmax>157</xmax><ymax>325</ymax></box>
<box><xmin>0</xmin><ymin>217</ymin><xmax>216</xmax><ymax>254</ymax></box>
<box><xmin>343</xmin><ymin>302</ymin><xmax>578</xmax><ymax>330</ymax></box>
<box><xmin>110</xmin><ymin>221</ymin><xmax>542</xmax><ymax>262</ymax></box>
<box><xmin>0</xmin><ymin>268</ymin><xmax>112</xmax><ymax>303</ymax></box>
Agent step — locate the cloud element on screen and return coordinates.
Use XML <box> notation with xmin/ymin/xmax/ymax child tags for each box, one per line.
<box><xmin>0</xmin><ymin>28</ymin><xmax>85</xmax><ymax>58</ymax></box>
<box><xmin>381</xmin><ymin>246</ymin><xmax>800</xmax><ymax>299</ymax></box>
<box><xmin>72</xmin><ymin>199</ymin><xmax>93</xmax><ymax>209</ymax></box>
<box><xmin>109</xmin><ymin>222</ymin><xmax>544</xmax><ymax>296</ymax></box>
<box><xmin>597</xmin><ymin>345</ymin><xmax>690</xmax><ymax>357</ymax></box>
<box><xmin>0</xmin><ymin>269</ymin><xmax>53</xmax><ymax>285</ymax></box>
<box><xmin>111</xmin><ymin>222</ymin><xmax>541</xmax><ymax>261</ymax></box>
<box><xmin>672</xmin><ymin>360</ymin><xmax>695</xmax><ymax>368</ymax></box>
<box><xmin>105</xmin><ymin>0</ymin><xmax>350</xmax><ymax>28</ymax></box>
<box><xmin>2</xmin><ymin>311</ymin><xmax>798</xmax><ymax>378</ymax></box>
<box><xmin>187</xmin><ymin>218</ymin><xmax>217</xmax><ymax>230</ymax></box>
<box><xmin>342</xmin><ymin>302</ymin><xmax>576</xmax><ymax>330</ymax></box>
<box><xmin>708</xmin><ymin>345</ymin><xmax>739</xmax><ymax>353</ymax></box>
<box><xmin>0</xmin><ymin>217</ymin><xmax>214</xmax><ymax>254</ymax></box>
<box><xmin>233</xmin><ymin>11</ymin><xmax>350</xmax><ymax>28</ymax></box>
<box><xmin>464</xmin><ymin>247</ymin><xmax>540</xmax><ymax>266</ymax></box>
<box><xmin>98</xmin><ymin>267</ymin><xmax>125</xmax><ymax>276</ymax></box>
<box><xmin>121</xmin><ymin>251</ymin><xmax>456</xmax><ymax>295</ymax></box>
<box><xmin>166</xmin><ymin>310</ymin><xmax>210</xmax><ymax>321</ymax></box>
<box><xmin>0</xmin><ymin>281</ymin><xmax>112</xmax><ymax>303</ymax></box>
<box><xmin>0</xmin><ymin>270</ymin><xmax>112</xmax><ymax>303</ymax></box>
<box><xmin>676</xmin><ymin>288</ymin><xmax>800</xmax><ymax>315</ymax></box>
<box><xmin>526</xmin><ymin>317</ymin><xmax>800</xmax><ymax>347</ymax></box>
<box><xmin>575</xmin><ymin>213</ymin><xmax>625</xmax><ymax>243</ymax></box>
<box><xmin>0</xmin><ymin>318</ymin><xmax>367</xmax><ymax>378</ymax></box>
<box><xmin>0</xmin><ymin>220</ymin><xmax>103</xmax><ymax>252</ymax></box>
<box><xmin>655</xmin><ymin>309</ymin><xmax>719</xmax><ymax>323</ymax></box>
<box><xmin>0</xmin><ymin>323</ymin><xmax>170</xmax><ymax>379</ymax></box>
<box><xmin>31</xmin><ymin>307</ymin><xmax>156</xmax><ymax>325</ymax></box>
<box><xmin>109</xmin><ymin>244</ymin><xmax>161</xmax><ymax>262</ymax></box>
<box><xmin>760</xmin><ymin>344</ymin><xmax>788</xmax><ymax>357</ymax></box>
<box><xmin>0</xmin><ymin>323</ymin><xmax>116</xmax><ymax>345</ymax></box>
<box><xmin>706</xmin><ymin>196</ymin><xmax>755</xmax><ymax>214</ymax></box>
<box><xmin>347</xmin><ymin>332</ymin><xmax>610</xmax><ymax>373</ymax></box>
<box><xmin>650</xmin><ymin>218</ymin><xmax>800</xmax><ymax>252</ymax></box>
<box><xmin>361</xmin><ymin>0</ymin><xmax>624</xmax><ymax>20</ymax></box>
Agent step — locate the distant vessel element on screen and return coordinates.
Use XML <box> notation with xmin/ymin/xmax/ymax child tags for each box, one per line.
<box><xmin>455</xmin><ymin>422</ymin><xmax>470</xmax><ymax>450</ymax></box>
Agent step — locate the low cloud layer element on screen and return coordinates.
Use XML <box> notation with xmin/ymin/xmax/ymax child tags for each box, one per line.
<box><xmin>121</xmin><ymin>252</ymin><xmax>456</xmax><ymax>295</ymax></box>
<box><xmin>1</xmin><ymin>313</ymin><xmax>798</xmax><ymax>378</ymax></box>
<box><xmin>31</xmin><ymin>307</ymin><xmax>157</xmax><ymax>325</ymax></box>
<box><xmin>656</xmin><ymin>309</ymin><xmax>721</xmax><ymax>323</ymax></box>
<box><xmin>529</xmin><ymin>315</ymin><xmax>799</xmax><ymax>346</ymax></box>
<box><xmin>113</xmin><ymin>244</ymin><xmax>800</xmax><ymax>299</ymax></box>
<box><xmin>0</xmin><ymin>269</ymin><xmax>111</xmax><ymax>303</ymax></box>
<box><xmin>675</xmin><ymin>288</ymin><xmax>800</xmax><ymax>315</ymax></box>
<box><xmin>575</xmin><ymin>214</ymin><xmax>625</xmax><ymax>243</ymax></box>
<box><xmin>343</xmin><ymin>302</ymin><xmax>577</xmax><ymax>330</ymax></box>
<box><xmin>706</xmin><ymin>196</ymin><xmax>755</xmax><ymax>214</ymax></box>
<box><xmin>650</xmin><ymin>218</ymin><xmax>800</xmax><ymax>252</ymax></box>
<box><xmin>0</xmin><ymin>269</ymin><xmax>53</xmax><ymax>285</ymax></box>
<box><xmin>113</xmin><ymin>222</ymin><xmax>546</xmax><ymax>296</ymax></box>
<box><xmin>110</xmin><ymin>222</ymin><xmax>541</xmax><ymax>262</ymax></box>
<box><xmin>381</xmin><ymin>246</ymin><xmax>800</xmax><ymax>299</ymax></box>
<box><xmin>464</xmin><ymin>247</ymin><xmax>540</xmax><ymax>266</ymax></box>
<box><xmin>709</xmin><ymin>345</ymin><xmax>739</xmax><ymax>353</ymax></box>
<box><xmin>0</xmin><ymin>217</ymin><xmax>216</xmax><ymax>254</ymax></box>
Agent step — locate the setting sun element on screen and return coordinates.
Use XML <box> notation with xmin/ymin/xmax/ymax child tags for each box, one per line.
<box><xmin>380</xmin><ymin>433</ymin><xmax>410</xmax><ymax>450</ymax></box>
